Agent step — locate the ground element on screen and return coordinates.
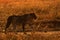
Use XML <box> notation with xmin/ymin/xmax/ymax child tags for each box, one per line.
<box><xmin>0</xmin><ymin>31</ymin><xmax>60</xmax><ymax>40</ymax></box>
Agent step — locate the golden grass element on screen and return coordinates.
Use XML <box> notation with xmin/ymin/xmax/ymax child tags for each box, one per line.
<box><xmin>0</xmin><ymin>32</ymin><xmax>60</xmax><ymax>40</ymax></box>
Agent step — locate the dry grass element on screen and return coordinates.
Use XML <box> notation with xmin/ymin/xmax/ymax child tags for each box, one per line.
<box><xmin>0</xmin><ymin>32</ymin><xmax>60</xmax><ymax>40</ymax></box>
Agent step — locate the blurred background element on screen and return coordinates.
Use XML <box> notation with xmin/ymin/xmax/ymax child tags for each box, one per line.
<box><xmin>0</xmin><ymin>0</ymin><xmax>60</xmax><ymax>32</ymax></box>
